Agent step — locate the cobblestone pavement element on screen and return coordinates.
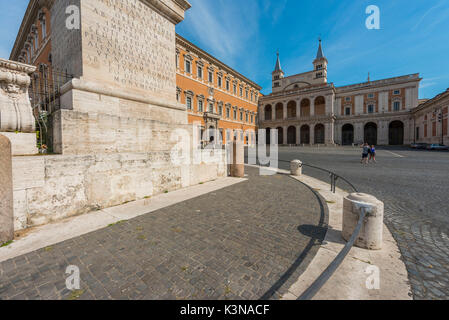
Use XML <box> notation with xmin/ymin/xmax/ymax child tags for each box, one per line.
<box><xmin>0</xmin><ymin>167</ymin><xmax>327</xmax><ymax>300</ymax></box>
<box><xmin>275</xmin><ymin>146</ymin><xmax>449</xmax><ymax>300</ymax></box>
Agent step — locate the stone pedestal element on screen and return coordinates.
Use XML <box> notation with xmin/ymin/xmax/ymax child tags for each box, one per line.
<box><xmin>342</xmin><ymin>193</ymin><xmax>384</xmax><ymax>250</ymax></box>
<box><xmin>0</xmin><ymin>58</ymin><xmax>38</xmax><ymax>156</ymax></box>
<box><xmin>0</xmin><ymin>134</ymin><xmax>14</xmax><ymax>244</ymax></box>
<box><xmin>0</xmin><ymin>132</ymin><xmax>37</xmax><ymax>156</ymax></box>
<box><xmin>50</xmin><ymin>0</ymin><xmax>191</xmax><ymax>154</ymax></box>
<box><xmin>230</xmin><ymin>141</ymin><xmax>244</xmax><ymax>178</ymax></box>
<box><xmin>290</xmin><ymin>160</ymin><xmax>302</xmax><ymax>176</ymax></box>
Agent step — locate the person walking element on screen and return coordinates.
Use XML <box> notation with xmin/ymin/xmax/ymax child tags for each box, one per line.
<box><xmin>361</xmin><ymin>143</ymin><xmax>370</xmax><ymax>164</ymax></box>
<box><xmin>369</xmin><ymin>145</ymin><xmax>377</xmax><ymax>163</ymax></box>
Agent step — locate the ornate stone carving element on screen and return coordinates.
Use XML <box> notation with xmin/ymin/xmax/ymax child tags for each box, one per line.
<box><xmin>0</xmin><ymin>58</ymin><xmax>36</xmax><ymax>133</ymax></box>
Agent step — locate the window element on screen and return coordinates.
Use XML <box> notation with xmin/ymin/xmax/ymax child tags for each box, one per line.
<box><xmin>368</xmin><ymin>93</ymin><xmax>374</xmax><ymax>98</ymax></box>
<box><xmin>226</xmin><ymin>108</ymin><xmax>230</xmax><ymax>118</ymax></box>
<box><xmin>41</xmin><ymin>18</ymin><xmax>46</xmax><ymax>39</ymax></box>
<box><xmin>274</xmin><ymin>75</ymin><xmax>279</xmax><ymax>80</ymax></box>
<box><xmin>218</xmin><ymin>76</ymin><xmax>222</xmax><ymax>88</ymax></box>
<box><xmin>393</xmin><ymin>90</ymin><xmax>401</xmax><ymax>95</ymax></box>
<box><xmin>251</xmin><ymin>92</ymin><xmax>254</xmax><ymax>101</ymax></box>
<box><xmin>226</xmin><ymin>79</ymin><xmax>230</xmax><ymax>91</ymax></box>
<box><xmin>198</xmin><ymin>100</ymin><xmax>203</xmax><ymax>112</ymax></box>
<box><xmin>251</xmin><ymin>114</ymin><xmax>254</xmax><ymax>123</ymax></box>
<box><xmin>233</xmin><ymin>84</ymin><xmax>237</xmax><ymax>94</ymax></box>
<box><xmin>316</xmin><ymin>72</ymin><xmax>323</xmax><ymax>78</ymax></box>
<box><xmin>186</xmin><ymin>96</ymin><xmax>192</xmax><ymax>110</ymax></box>
<box><xmin>345</xmin><ymin>107</ymin><xmax>351</xmax><ymax>116</ymax></box>
<box><xmin>197</xmin><ymin>66</ymin><xmax>203</xmax><ymax>79</ymax></box>
<box><xmin>239</xmin><ymin>87</ymin><xmax>243</xmax><ymax>97</ymax></box>
<box><xmin>218</xmin><ymin>105</ymin><xmax>223</xmax><ymax>115</ymax></box>
<box><xmin>176</xmin><ymin>88</ymin><xmax>181</xmax><ymax>102</ymax></box>
<box><xmin>34</xmin><ymin>33</ymin><xmax>39</xmax><ymax>51</ymax></box>
<box><xmin>273</xmin><ymin>82</ymin><xmax>280</xmax><ymax>88</ymax></box>
<box><xmin>209</xmin><ymin>103</ymin><xmax>214</xmax><ymax>113</ymax></box>
<box><xmin>245</xmin><ymin>89</ymin><xmax>248</xmax><ymax>99</ymax></box>
<box><xmin>368</xmin><ymin>105</ymin><xmax>374</xmax><ymax>113</ymax></box>
<box><xmin>208</xmin><ymin>71</ymin><xmax>213</xmax><ymax>83</ymax></box>
<box><xmin>233</xmin><ymin>109</ymin><xmax>237</xmax><ymax>120</ymax></box>
<box><xmin>345</xmin><ymin>97</ymin><xmax>351</xmax><ymax>102</ymax></box>
<box><xmin>246</xmin><ymin>113</ymin><xmax>248</xmax><ymax>122</ymax></box>
<box><xmin>240</xmin><ymin>111</ymin><xmax>243</xmax><ymax>121</ymax></box>
<box><xmin>185</xmin><ymin>59</ymin><xmax>191</xmax><ymax>74</ymax></box>
<box><xmin>316</xmin><ymin>64</ymin><xmax>323</xmax><ymax>70</ymax></box>
<box><xmin>393</xmin><ymin>101</ymin><xmax>400</xmax><ymax>111</ymax></box>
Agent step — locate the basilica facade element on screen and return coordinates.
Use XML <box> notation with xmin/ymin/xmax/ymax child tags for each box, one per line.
<box><xmin>258</xmin><ymin>41</ymin><xmax>422</xmax><ymax>146</ymax></box>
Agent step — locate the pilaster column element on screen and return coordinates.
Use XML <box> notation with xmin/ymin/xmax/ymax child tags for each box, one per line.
<box><xmin>296</xmin><ymin>125</ymin><xmax>301</xmax><ymax>145</ymax></box>
<box><xmin>283</xmin><ymin>126</ymin><xmax>288</xmax><ymax>144</ymax></box>
<box><xmin>355</xmin><ymin>122</ymin><xmax>363</xmax><ymax>144</ymax></box>
<box><xmin>283</xmin><ymin>104</ymin><xmax>287</xmax><ymax>120</ymax></box>
<box><xmin>325</xmin><ymin>122</ymin><xmax>334</xmax><ymax>144</ymax></box>
<box><xmin>378</xmin><ymin>121</ymin><xmax>389</xmax><ymax>145</ymax></box>
<box><xmin>259</xmin><ymin>105</ymin><xmax>265</xmax><ymax>123</ymax></box>
<box><xmin>326</xmin><ymin>95</ymin><xmax>334</xmax><ymax>115</ymax></box>
<box><xmin>310</xmin><ymin>124</ymin><xmax>315</xmax><ymax>145</ymax></box>
<box><xmin>310</xmin><ymin>98</ymin><xmax>315</xmax><ymax>117</ymax></box>
<box><xmin>335</xmin><ymin>123</ymin><xmax>342</xmax><ymax>144</ymax></box>
<box><xmin>296</xmin><ymin>100</ymin><xmax>301</xmax><ymax>119</ymax></box>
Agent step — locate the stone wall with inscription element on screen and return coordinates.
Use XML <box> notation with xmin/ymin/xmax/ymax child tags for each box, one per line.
<box><xmin>81</xmin><ymin>0</ymin><xmax>177</xmax><ymax>102</ymax></box>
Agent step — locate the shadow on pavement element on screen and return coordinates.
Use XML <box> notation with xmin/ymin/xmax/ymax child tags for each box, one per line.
<box><xmin>259</xmin><ymin>179</ymin><xmax>329</xmax><ymax>300</ymax></box>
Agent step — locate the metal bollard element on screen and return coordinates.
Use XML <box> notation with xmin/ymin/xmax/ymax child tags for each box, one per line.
<box><xmin>290</xmin><ymin>160</ymin><xmax>303</xmax><ymax>176</ymax></box>
<box><xmin>342</xmin><ymin>193</ymin><xmax>384</xmax><ymax>250</ymax></box>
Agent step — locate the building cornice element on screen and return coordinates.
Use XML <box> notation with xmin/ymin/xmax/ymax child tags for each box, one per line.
<box><xmin>0</xmin><ymin>58</ymin><xmax>36</xmax><ymax>75</ymax></box>
<box><xmin>9</xmin><ymin>0</ymin><xmax>52</xmax><ymax>61</ymax></box>
<box><xmin>334</xmin><ymin>111</ymin><xmax>413</xmax><ymax>122</ymax></box>
<box><xmin>412</xmin><ymin>88</ymin><xmax>449</xmax><ymax>114</ymax></box>
<box><xmin>141</xmin><ymin>0</ymin><xmax>191</xmax><ymax>24</ymax></box>
<box><xmin>335</xmin><ymin>74</ymin><xmax>422</xmax><ymax>94</ymax></box>
<box><xmin>260</xmin><ymin>83</ymin><xmax>335</xmax><ymax>102</ymax></box>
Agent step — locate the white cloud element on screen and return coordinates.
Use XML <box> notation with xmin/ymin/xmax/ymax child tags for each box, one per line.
<box><xmin>411</xmin><ymin>1</ymin><xmax>446</xmax><ymax>31</ymax></box>
<box><xmin>181</xmin><ymin>0</ymin><xmax>262</xmax><ymax>65</ymax></box>
<box><xmin>262</xmin><ymin>0</ymin><xmax>288</xmax><ymax>24</ymax></box>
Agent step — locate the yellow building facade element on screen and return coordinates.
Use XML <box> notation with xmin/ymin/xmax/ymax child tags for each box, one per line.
<box><xmin>176</xmin><ymin>35</ymin><xmax>261</xmax><ymax>145</ymax></box>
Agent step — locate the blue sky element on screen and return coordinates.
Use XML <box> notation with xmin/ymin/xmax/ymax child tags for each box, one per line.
<box><xmin>1</xmin><ymin>0</ymin><xmax>449</xmax><ymax>98</ymax></box>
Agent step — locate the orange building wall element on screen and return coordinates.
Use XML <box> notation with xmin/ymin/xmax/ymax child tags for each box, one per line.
<box><xmin>176</xmin><ymin>45</ymin><xmax>260</xmax><ymax>144</ymax></box>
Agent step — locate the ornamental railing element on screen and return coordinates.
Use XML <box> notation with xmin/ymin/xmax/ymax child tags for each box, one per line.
<box><xmin>28</xmin><ymin>66</ymin><xmax>73</xmax><ymax>151</ymax></box>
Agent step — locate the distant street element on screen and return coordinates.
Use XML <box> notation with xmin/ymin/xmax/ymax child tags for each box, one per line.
<box><xmin>274</xmin><ymin>146</ymin><xmax>449</xmax><ymax>300</ymax></box>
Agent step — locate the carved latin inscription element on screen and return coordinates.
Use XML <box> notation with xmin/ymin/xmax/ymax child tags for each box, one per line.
<box><xmin>82</xmin><ymin>0</ymin><xmax>176</xmax><ymax>100</ymax></box>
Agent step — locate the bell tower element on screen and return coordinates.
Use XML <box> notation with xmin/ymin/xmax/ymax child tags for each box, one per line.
<box><xmin>272</xmin><ymin>52</ymin><xmax>284</xmax><ymax>90</ymax></box>
<box><xmin>313</xmin><ymin>38</ymin><xmax>328</xmax><ymax>83</ymax></box>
